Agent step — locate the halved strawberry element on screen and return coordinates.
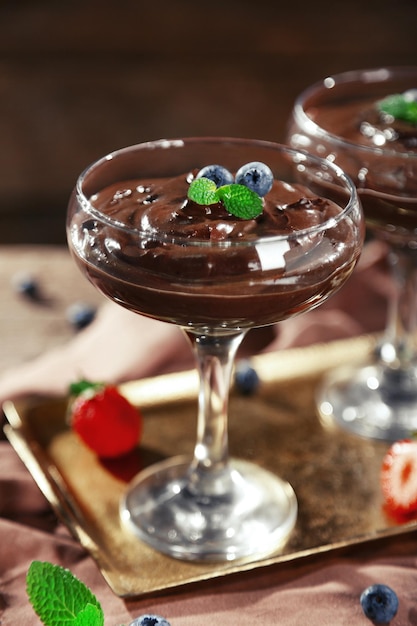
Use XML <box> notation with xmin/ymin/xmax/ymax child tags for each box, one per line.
<box><xmin>380</xmin><ymin>438</ymin><xmax>417</xmax><ymax>518</ymax></box>
<box><xmin>69</xmin><ymin>381</ymin><xmax>142</xmax><ymax>459</ymax></box>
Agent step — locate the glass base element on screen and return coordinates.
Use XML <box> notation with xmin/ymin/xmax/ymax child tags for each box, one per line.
<box><xmin>317</xmin><ymin>362</ymin><xmax>417</xmax><ymax>441</ymax></box>
<box><xmin>120</xmin><ymin>456</ymin><xmax>297</xmax><ymax>562</ymax></box>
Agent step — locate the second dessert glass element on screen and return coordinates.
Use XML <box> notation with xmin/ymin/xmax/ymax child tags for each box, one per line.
<box><xmin>288</xmin><ymin>67</ymin><xmax>417</xmax><ymax>441</ymax></box>
<box><xmin>67</xmin><ymin>137</ymin><xmax>363</xmax><ymax>562</ymax></box>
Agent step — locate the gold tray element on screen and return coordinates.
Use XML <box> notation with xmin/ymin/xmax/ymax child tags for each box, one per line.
<box><xmin>4</xmin><ymin>335</ymin><xmax>416</xmax><ymax>598</ymax></box>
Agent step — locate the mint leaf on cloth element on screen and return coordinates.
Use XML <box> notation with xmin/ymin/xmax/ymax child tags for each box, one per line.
<box><xmin>75</xmin><ymin>604</ymin><xmax>105</xmax><ymax>626</ymax></box>
<box><xmin>26</xmin><ymin>561</ymin><xmax>104</xmax><ymax>626</ymax></box>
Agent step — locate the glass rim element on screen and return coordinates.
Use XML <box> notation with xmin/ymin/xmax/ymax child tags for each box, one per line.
<box><xmin>293</xmin><ymin>65</ymin><xmax>417</xmax><ymax>159</ymax></box>
<box><xmin>74</xmin><ymin>136</ymin><xmax>360</xmax><ymax>247</ymax></box>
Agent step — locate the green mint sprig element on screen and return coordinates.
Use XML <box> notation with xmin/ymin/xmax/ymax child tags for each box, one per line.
<box><xmin>188</xmin><ymin>177</ymin><xmax>263</xmax><ymax>219</ymax></box>
<box><xmin>378</xmin><ymin>93</ymin><xmax>417</xmax><ymax>125</ymax></box>
<box><xmin>26</xmin><ymin>561</ymin><xmax>104</xmax><ymax>626</ymax></box>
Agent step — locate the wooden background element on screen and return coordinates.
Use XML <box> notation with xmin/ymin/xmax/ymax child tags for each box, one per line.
<box><xmin>1</xmin><ymin>0</ymin><xmax>417</xmax><ymax>244</ymax></box>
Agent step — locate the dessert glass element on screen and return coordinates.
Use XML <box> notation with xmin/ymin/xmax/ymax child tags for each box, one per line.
<box><xmin>288</xmin><ymin>67</ymin><xmax>417</xmax><ymax>441</ymax></box>
<box><xmin>67</xmin><ymin>137</ymin><xmax>363</xmax><ymax>562</ymax></box>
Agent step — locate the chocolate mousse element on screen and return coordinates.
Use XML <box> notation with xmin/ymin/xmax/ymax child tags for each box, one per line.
<box><xmin>298</xmin><ymin>88</ymin><xmax>417</xmax><ymax>241</ymax></box>
<box><xmin>309</xmin><ymin>97</ymin><xmax>417</xmax><ymax>154</ymax></box>
<box><xmin>69</xmin><ymin>170</ymin><xmax>362</xmax><ymax>329</ymax></box>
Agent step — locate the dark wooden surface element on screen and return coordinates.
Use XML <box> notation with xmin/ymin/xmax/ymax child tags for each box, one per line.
<box><xmin>1</xmin><ymin>0</ymin><xmax>417</xmax><ymax>244</ymax></box>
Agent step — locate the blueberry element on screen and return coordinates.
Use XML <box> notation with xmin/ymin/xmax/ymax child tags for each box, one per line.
<box><xmin>235</xmin><ymin>161</ymin><xmax>274</xmax><ymax>196</ymax></box>
<box><xmin>66</xmin><ymin>302</ymin><xmax>96</xmax><ymax>330</ymax></box>
<box><xmin>234</xmin><ymin>361</ymin><xmax>260</xmax><ymax>395</ymax></box>
<box><xmin>129</xmin><ymin>614</ymin><xmax>171</xmax><ymax>626</ymax></box>
<box><xmin>196</xmin><ymin>164</ymin><xmax>234</xmax><ymax>188</ymax></box>
<box><xmin>12</xmin><ymin>271</ymin><xmax>40</xmax><ymax>300</ymax></box>
<box><xmin>360</xmin><ymin>584</ymin><xmax>399</xmax><ymax>624</ymax></box>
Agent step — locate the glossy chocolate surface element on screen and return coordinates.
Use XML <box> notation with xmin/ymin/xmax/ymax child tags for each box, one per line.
<box><xmin>291</xmin><ymin>70</ymin><xmax>417</xmax><ymax>243</ymax></box>
<box><xmin>69</xmin><ymin>170</ymin><xmax>360</xmax><ymax>329</ymax></box>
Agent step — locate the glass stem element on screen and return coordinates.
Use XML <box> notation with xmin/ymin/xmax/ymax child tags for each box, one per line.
<box><xmin>379</xmin><ymin>247</ymin><xmax>417</xmax><ymax>371</ymax></box>
<box><xmin>182</xmin><ymin>329</ymin><xmax>247</xmax><ymax>497</ymax></box>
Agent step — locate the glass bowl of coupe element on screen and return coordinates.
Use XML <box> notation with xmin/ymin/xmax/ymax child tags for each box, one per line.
<box><xmin>289</xmin><ymin>67</ymin><xmax>417</xmax><ymax>441</ymax></box>
<box><xmin>67</xmin><ymin>137</ymin><xmax>363</xmax><ymax>561</ymax></box>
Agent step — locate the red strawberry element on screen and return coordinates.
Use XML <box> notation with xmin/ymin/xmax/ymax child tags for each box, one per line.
<box><xmin>380</xmin><ymin>438</ymin><xmax>417</xmax><ymax>518</ymax></box>
<box><xmin>69</xmin><ymin>381</ymin><xmax>142</xmax><ymax>459</ymax></box>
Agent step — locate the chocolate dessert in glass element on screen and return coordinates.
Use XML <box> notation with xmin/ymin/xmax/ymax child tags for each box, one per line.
<box><xmin>67</xmin><ymin>137</ymin><xmax>363</xmax><ymax>561</ymax></box>
<box><xmin>288</xmin><ymin>67</ymin><xmax>417</xmax><ymax>441</ymax></box>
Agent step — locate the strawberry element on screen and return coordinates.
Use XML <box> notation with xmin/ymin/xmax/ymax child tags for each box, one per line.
<box><xmin>380</xmin><ymin>438</ymin><xmax>417</xmax><ymax>518</ymax></box>
<box><xmin>69</xmin><ymin>381</ymin><xmax>142</xmax><ymax>459</ymax></box>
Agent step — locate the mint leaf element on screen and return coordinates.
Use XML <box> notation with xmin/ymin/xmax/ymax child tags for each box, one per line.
<box><xmin>188</xmin><ymin>177</ymin><xmax>264</xmax><ymax>219</ymax></box>
<box><xmin>187</xmin><ymin>177</ymin><xmax>219</xmax><ymax>205</ymax></box>
<box><xmin>75</xmin><ymin>604</ymin><xmax>104</xmax><ymax>626</ymax></box>
<box><xmin>217</xmin><ymin>184</ymin><xmax>263</xmax><ymax>219</ymax></box>
<box><xmin>378</xmin><ymin>93</ymin><xmax>417</xmax><ymax>125</ymax></box>
<box><xmin>26</xmin><ymin>561</ymin><xmax>104</xmax><ymax>626</ymax></box>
